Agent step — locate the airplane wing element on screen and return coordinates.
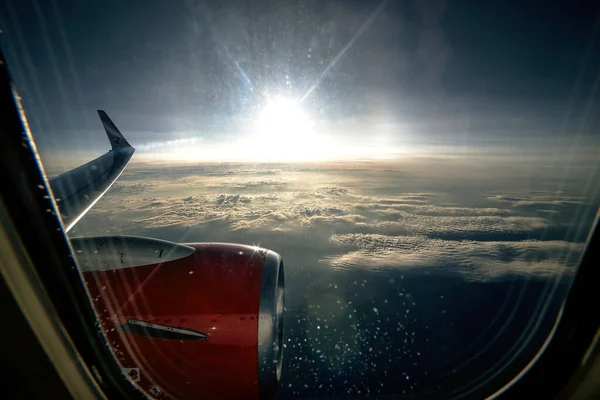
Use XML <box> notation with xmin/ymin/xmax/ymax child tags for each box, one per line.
<box><xmin>49</xmin><ymin>110</ymin><xmax>135</xmax><ymax>232</ymax></box>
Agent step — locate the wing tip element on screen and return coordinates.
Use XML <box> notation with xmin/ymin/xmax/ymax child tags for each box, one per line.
<box><xmin>97</xmin><ymin>110</ymin><xmax>134</xmax><ymax>151</ymax></box>
<box><xmin>97</xmin><ymin>109</ymin><xmax>109</xmax><ymax>119</ymax></box>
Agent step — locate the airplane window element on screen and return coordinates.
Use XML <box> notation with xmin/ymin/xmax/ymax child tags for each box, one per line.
<box><xmin>2</xmin><ymin>0</ymin><xmax>600</xmax><ymax>399</ymax></box>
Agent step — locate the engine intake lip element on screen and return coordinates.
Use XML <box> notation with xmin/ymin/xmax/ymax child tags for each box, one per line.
<box><xmin>258</xmin><ymin>250</ymin><xmax>285</xmax><ymax>397</ymax></box>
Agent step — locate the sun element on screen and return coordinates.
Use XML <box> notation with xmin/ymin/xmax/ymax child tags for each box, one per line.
<box><xmin>249</xmin><ymin>98</ymin><xmax>324</xmax><ymax>161</ymax></box>
<box><xmin>229</xmin><ymin>96</ymin><xmax>401</xmax><ymax>162</ymax></box>
<box><xmin>255</xmin><ymin>98</ymin><xmax>313</xmax><ymax>140</ymax></box>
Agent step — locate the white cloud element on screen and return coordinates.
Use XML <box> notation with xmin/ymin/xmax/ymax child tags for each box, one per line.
<box><xmin>109</xmin><ymin>182</ymin><xmax>155</xmax><ymax>194</ymax></box>
<box><xmin>373</xmin><ymin>204</ymin><xmax>512</xmax><ymax>217</ymax></box>
<box><xmin>489</xmin><ymin>193</ymin><xmax>589</xmax><ymax>208</ymax></box>
<box><xmin>74</xmin><ymin>162</ymin><xmax>595</xmax><ymax>282</ymax></box>
<box><xmin>358</xmin><ymin>215</ymin><xmax>550</xmax><ymax>236</ymax></box>
<box><xmin>326</xmin><ymin>233</ymin><xmax>584</xmax><ymax>281</ymax></box>
<box><xmin>87</xmin><ymin>180</ymin><xmax>559</xmax><ymax>239</ymax></box>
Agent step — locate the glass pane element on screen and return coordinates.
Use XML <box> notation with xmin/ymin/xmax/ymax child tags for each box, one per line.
<box><xmin>2</xmin><ymin>1</ymin><xmax>599</xmax><ymax>399</ymax></box>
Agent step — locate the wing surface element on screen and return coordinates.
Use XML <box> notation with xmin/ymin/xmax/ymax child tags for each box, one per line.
<box><xmin>49</xmin><ymin>110</ymin><xmax>135</xmax><ymax>232</ymax></box>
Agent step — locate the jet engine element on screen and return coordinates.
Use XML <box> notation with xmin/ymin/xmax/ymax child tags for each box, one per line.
<box><xmin>72</xmin><ymin>236</ymin><xmax>285</xmax><ymax>400</ymax></box>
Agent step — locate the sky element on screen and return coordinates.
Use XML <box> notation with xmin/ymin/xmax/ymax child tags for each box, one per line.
<box><xmin>1</xmin><ymin>0</ymin><xmax>600</xmax><ymax>163</ymax></box>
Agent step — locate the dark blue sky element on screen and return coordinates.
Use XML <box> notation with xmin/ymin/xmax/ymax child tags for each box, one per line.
<box><xmin>1</xmin><ymin>0</ymin><xmax>599</xmax><ymax>157</ymax></box>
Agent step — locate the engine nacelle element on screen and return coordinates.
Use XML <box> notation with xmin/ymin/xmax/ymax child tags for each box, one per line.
<box><xmin>72</xmin><ymin>236</ymin><xmax>285</xmax><ymax>400</ymax></box>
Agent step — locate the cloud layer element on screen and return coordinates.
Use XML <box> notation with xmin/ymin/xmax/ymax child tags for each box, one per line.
<box><xmin>327</xmin><ymin>233</ymin><xmax>582</xmax><ymax>281</ymax></box>
<box><xmin>72</xmin><ymin>161</ymin><xmax>596</xmax><ymax>282</ymax></box>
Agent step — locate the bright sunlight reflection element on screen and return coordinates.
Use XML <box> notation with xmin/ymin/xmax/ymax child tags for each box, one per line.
<box><xmin>246</xmin><ymin>97</ymin><xmax>326</xmax><ymax>161</ymax></box>
<box><xmin>151</xmin><ymin>97</ymin><xmax>406</xmax><ymax>163</ymax></box>
<box><xmin>256</xmin><ymin>98</ymin><xmax>314</xmax><ymax>140</ymax></box>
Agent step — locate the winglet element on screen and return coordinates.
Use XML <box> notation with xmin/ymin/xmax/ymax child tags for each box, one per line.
<box><xmin>97</xmin><ymin>110</ymin><xmax>133</xmax><ymax>150</ymax></box>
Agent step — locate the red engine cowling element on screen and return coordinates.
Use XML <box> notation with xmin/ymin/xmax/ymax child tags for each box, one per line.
<box><xmin>72</xmin><ymin>236</ymin><xmax>285</xmax><ymax>400</ymax></box>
